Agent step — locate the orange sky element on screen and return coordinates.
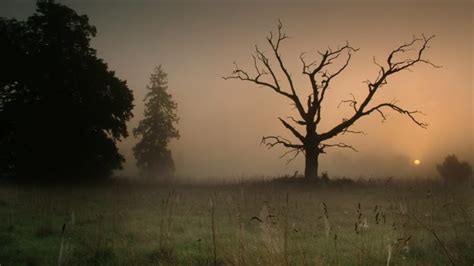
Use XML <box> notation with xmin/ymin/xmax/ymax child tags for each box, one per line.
<box><xmin>2</xmin><ymin>0</ymin><xmax>472</xmax><ymax>179</ymax></box>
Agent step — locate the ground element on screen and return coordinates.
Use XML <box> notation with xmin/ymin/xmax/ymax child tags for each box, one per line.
<box><xmin>0</xmin><ymin>179</ymin><xmax>473</xmax><ymax>265</ymax></box>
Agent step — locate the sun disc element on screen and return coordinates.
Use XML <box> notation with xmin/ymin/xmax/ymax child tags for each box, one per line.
<box><xmin>414</xmin><ymin>159</ymin><xmax>421</xmax><ymax>165</ymax></box>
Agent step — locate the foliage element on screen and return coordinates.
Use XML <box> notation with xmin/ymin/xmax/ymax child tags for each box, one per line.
<box><xmin>437</xmin><ymin>155</ymin><xmax>472</xmax><ymax>185</ymax></box>
<box><xmin>0</xmin><ymin>2</ymin><xmax>134</xmax><ymax>181</ymax></box>
<box><xmin>133</xmin><ymin>66</ymin><xmax>179</xmax><ymax>180</ymax></box>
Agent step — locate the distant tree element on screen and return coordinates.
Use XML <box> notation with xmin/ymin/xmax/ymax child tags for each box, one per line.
<box><xmin>133</xmin><ymin>66</ymin><xmax>179</xmax><ymax>180</ymax></box>
<box><xmin>0</xmin><ymin>2</ymin><xmax>134</xmax><ymax>181</ymax></box>
<box><xmin>437</xmin><ymin>155</ymin><xmax>472</xmax><ymax>185</ymax></box>
<box><xmin>224</xmin><ymin>22</ymin><xmax>438</xmax><ymax>179</ymax></box>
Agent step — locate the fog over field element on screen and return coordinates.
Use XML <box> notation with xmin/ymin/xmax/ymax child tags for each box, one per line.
<box><xmin>1</xmin><ymin>0</ymin><xmax>472</xmax><ymax>179</ymax></box>
<box><xmin>1</xmin><ymin>1</ymin><xmax>473</xmax><ymax>265</ymax></box>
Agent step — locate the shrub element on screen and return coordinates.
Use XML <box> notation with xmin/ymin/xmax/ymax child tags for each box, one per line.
<box><xmin>436</xmin><ymin>155</ymin><xmax>472</xmax><ymax>186</ymax></box>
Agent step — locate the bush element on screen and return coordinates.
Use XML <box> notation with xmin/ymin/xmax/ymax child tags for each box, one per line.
<box><xmin>436</xmin><ymin>155</ymin><xmax>472</xmax><ymax>186</ymax></box>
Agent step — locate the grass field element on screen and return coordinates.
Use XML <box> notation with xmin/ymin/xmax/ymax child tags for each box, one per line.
<box><xmin>0</xmin><ymin>179</ymin><xmax>473</xmax><ymax>265</ymax></box>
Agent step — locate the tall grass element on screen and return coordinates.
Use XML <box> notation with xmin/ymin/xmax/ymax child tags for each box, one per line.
<box><xmin>0</xmin><ymin>179</ymin><xmax>472</xmax><ymax>265</ymax></box>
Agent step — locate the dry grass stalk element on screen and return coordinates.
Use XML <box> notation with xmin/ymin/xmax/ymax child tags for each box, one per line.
<box><xmin>159</xmin><ymin>190</ymin><xmax>178</xmax><ymax>248</ymax></box>
<box><xmin>258</xmin><ymin>201</ymin><xmax>282</xmax><ymax>257</ymax></box>
<box><xmin>386</xmin><ymin>243</ymin><xmax>392</xmax><ymax>266</ymax></box>
<box><xmin>406</xmin><ymin>213</ymin><xmax>455</xmax><ymax>266</ymax></box>
<box><xmin>209</xmin><ymin>194</ymin><xmax>217</xmax><ymax>266</ymax></box>
<box><xmin>58</xmin><ymin>223</ymin><xmax>66</xmax><ymax>266</ymax></box>
<box><xmin>321</xmin><ymin>202</ymin><xmax>330</xmax><ymax>238</ymax></box>
<box><xmin>236</xmin><ymin>202</ymin><xmax>245</xmax><ymax>266</ymax></box>
<box><xmin>283</xmin><ymin>192</ymin><xmax>289</xmax><ymax>266</ymax></box>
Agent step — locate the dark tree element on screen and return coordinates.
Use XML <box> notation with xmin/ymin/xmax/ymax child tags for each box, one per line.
<box><xmin>133</xmin><ymin>66</ymin><xmax>179</xmax><ymax>180</ymax></box>
<box><xmin>224</xmin><ymin>22</ymin><xmax>438</xmax><ymax>179</ymax></box>
<box><xmin>437</xmin><ymin>155</ymin><xmax>472</xmax><ymax>186</ymax></box>
<box><xmin>0</xmin><ymin>2</ymin><xmax>134</xmax><ymax>181</ymax></box>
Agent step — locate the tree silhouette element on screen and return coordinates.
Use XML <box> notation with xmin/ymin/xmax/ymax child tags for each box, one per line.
<box><xmin>224</xmin><ymin>22</ymin><xmax>439</xmax><ymax>179</ymax></box>
<box><xmin>133</xmin><ymin>66</ymin><xmax>179</xmax><ymax>180</ymax></box>
<box><xmin>0</xmin><ymin>2</ymin><xmax>134</xmax><ymax>181</ymax></box>
<box><xmin>437</xmin><ymin>155</ymin><xmax>472</xmax><ymax>186</ymax></box>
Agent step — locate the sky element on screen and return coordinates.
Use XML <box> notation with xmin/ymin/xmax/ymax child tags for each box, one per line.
<box><xmin>1</xmin><ymin>0</ymin><xmax>472</xmax><ymax>179</ymax></box>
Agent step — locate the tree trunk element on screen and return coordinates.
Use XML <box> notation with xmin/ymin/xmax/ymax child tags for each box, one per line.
<box><xmin>304</xmin><ymin>148</ymin><xmax>319</xmax><ymax>179</ymax></box>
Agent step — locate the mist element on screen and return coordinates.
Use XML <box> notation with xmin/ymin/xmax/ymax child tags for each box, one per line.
<box><xmin>2</xmin><ymin>0</ymin><xmax>472</xmax><ymax>179</ymax></box>
<box><xmin>2</xmin><ymin>1</ymin><xmax>474</xmax><ymax>265</ymax></box>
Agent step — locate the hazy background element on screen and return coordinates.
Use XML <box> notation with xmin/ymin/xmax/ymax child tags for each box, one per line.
<box><xmin>1</xmin><ymin>0</ymin><xmax>472</xmax><ymax>179</ymax></box>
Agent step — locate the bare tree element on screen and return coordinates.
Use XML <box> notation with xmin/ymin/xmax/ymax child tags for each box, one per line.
<box><xmin>224</xmin><ymin>22</ymin><xmax>439</xmax><ymax>179</ymax></box>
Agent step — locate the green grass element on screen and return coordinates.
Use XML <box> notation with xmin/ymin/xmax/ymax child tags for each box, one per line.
<box><xmin>0</xmin><ymin>181</ymin><xmax>473</xmax><ymax>265</ymax></box>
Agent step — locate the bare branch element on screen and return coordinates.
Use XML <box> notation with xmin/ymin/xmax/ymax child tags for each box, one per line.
<box><xmin>319</xmin><ymin>142</ymin><xmax>358</xmax><ymax>153</ymax></box>
<box><xmin>304</xmin><ymin>43</ymin><xmax>359</xmax><ymax>124</ymax></box>
<box><xmin>320</xmin><ymin>35</ymin><xmax>436</xmax><ymax>141</ymax></box>
<box><xmin>387</xmin><ymin>35</ymin><xmax>441</xmax><ymax>72</ymax></box>
<box><xmin>279</xmin><ymin>148</ymin><xmax>303</xmax><ymax>164</ymax></box>
<box><xmin>261</xmin><ymin>136</ymin><xmax>303</xmax><ymax>150</ymax></box>
<box><xmin>267</xmin><ymin>22</ymin><xmax>293</xmax><ymax>91</ymax></box>
<box><xmin>223</xmin><ymin>60</ymin><xmax>294</xmax><ymax>100</ymax></box>
<box><xmin>261</xmin><ymin>134</ymin><xmax>304</xmax><ymax>164</ymax></box>
<box><xmin>224</xmin><ymin>22</ymin><xmax>308</xmax><ymax>119</ymax></box>
<box><xmin>266</xmin><ymin>21</ymin><xmax>306</xmax><ymax>117</ymax></box>
<box><xmin>308</xmin><ymin>43</ymin><xmax>358</xmax><ymax>78</ymax></box>
<box><xmin>287</xmin><ymin>116</ymin><xmax>306</xmax><ymax>126</ymax></box>
<box><xmin>337</xmin><ymin>93</ymin><xmax>358</xmax><ymax>113</ymax></box>
<box><xmin>278</xmin><ymin>117</ymin><xmax>305</xmax><ymax>142</ymax></box>
<box><xmin>318</xmin><ymin>50</ymin><xmax>352</xmax><ymax>105</ymax></box>
<box><xmin>342</xmin><ymin>128</ymin><xmax>366</xmax><ymax>135</ymax></box>
<box><xmin>255</xmin><ymin>46</ymin><xmax>281</xmax><ymax>90</ymax></box>
<box><xmin>363</xmin><ymin>101</ymin><xmax>428</xmax><ymax>128</ymax></box>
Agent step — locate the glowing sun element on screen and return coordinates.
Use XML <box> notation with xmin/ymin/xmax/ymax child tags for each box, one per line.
<box><xmin>414</xmin><ymin>159</ymin><xmax>421</xmax><ymax>165</ymax></box>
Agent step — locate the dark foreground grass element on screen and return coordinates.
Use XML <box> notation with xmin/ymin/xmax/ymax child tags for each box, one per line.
<box><xmin>0</xmin><ymin>178</ymin><xmax>473</xmax><ymax>265</ymax></box>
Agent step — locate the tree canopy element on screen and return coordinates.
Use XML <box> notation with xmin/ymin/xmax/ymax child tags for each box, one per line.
<box><xmin>0</xmin><ymin>1</ymin><xmax>134</xmax><ymax>181</ymax></box>
<box><xmin>133</xmin><ymin>66</ymin><xmax>179</xmax><ymax>180</ymax></box>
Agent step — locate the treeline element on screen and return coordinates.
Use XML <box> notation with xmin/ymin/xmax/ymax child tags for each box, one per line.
<box><xmin>0</xmin><ymin>1</ymin><xmax>178</xmax><ymax>183</ymax></box>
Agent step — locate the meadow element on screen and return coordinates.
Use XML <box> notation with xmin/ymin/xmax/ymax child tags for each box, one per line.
<box><xmin>0</xmin><ymin>178</ymin><xmax>473</xmax><ymax>265</ymax></box>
